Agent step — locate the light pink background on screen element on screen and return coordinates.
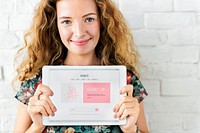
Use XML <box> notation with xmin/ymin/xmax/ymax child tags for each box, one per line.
<box><xmin>83</xmin><ymin>83</ymin><xmax>110</xmax><ymax>103</ymax></box>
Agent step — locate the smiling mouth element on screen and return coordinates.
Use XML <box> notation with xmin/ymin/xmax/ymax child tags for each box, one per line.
<box><xmin>71</xmin><ymin>38</ymin><xmax>91</xmax><ymax>46</ymax></box>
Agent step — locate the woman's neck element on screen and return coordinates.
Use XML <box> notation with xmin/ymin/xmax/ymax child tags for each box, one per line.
<box><xmin>63</xmin><ymin>53</ymin><xmax>100</xmax><ymax>66</ymax></box>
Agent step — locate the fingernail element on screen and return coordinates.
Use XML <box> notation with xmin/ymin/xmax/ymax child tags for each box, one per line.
<box><xmin>120</xmin><ymin>90</ymin><xmax>122</xmax><ymax>94</ymax></box>
<box><xmin>113</xmin><ymin>107</ymin><xmax>116</xmax><ymax>112</ymax></box>
<box><xmin>117</xmin><ymin>114</ymin><xmax>121</xmax><ymax>118</ymax></box>
<box><xmin>54</xmin><ymin>107</ymin><xmax>57</xmax><ymax>112</ymax></box>
<box><xmin>51</xmin><ymin>113</ymin><xmax>55</xmax><ymax>117</ymax></box>
<box><xmin>114</xmin><ymin>114</ymin><xmax>117</xmax><ymax>118</ymax></box>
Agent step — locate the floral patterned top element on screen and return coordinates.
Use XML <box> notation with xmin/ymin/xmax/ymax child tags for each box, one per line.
<box><xmin>15</xmin><ymin>69</ymin><xmax>148</xmax><ymax>133</ymax></box>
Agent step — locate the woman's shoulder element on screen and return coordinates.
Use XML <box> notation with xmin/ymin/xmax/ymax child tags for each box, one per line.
<box><xmin>20</xmin><ymin>73</ymin><xmax>42</xmax><ymax>88</ymax></box>
<box><xmin>126</xmin><ymin>69</ymin><xmax>148</xmax><ymax>103</ymax></box>
<box><xmin>15</xmin><ymin>73</ymin><xmax>42</xmax><ymax>105</ymax></box>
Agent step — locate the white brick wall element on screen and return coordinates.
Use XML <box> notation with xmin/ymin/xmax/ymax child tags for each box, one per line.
<box><xmin>0</xmin><ymin>0</ymin><xmax>200</xmax><ymax>132</ymax></box>
<box><xmin>167</xmin><ymin>27</ymin><xmax>200</xmax><ymax>45</ymax></box>
<box><xmin>119</xmin><ymin>0</ymin><xmax>173</xmax><ymax>12</ymax></box>
<box><xmin>174</xmin><ymin>0</ymin><xmax>200</xmax><ymax>11</ymax></box>
<box><xmin>162</xmin><ymin>79</ymin><xmax>200</xmax><ymax>96</ymax></box>
<box><xmin>170</xmin><ymin>46</ymin><xmax>199</xmax><ymax>63</ymax></box>
<box><xmin>198</xmin><ymin>63</ymin><xmax>200</xmax><ymax>79</ymax></box>
<box><xmin>145</xmin><ymin>13</ymin><xmax>197</xmax><ymax>29</ymax></box>
<box><xmin>0</xmin><ymin>67</ymin><xmax>3</xmax><ymax>80</ymax></box>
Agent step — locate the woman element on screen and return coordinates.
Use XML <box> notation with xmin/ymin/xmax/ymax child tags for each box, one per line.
<box><xmin>13</xmin><ymin>0</ymin><xmax>149</xmax><ymax>132</ymax></box>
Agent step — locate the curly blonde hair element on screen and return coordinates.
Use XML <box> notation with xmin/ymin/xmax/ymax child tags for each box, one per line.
<box><xmin>15</xmin><ymin>0</ymin><xmax>140</xmax><ymax>81</ymax></box>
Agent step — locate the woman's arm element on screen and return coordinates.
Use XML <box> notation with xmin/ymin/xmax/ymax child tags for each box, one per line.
<box><xmin>13</xmin><ymin>102</ymin><xmax>45</xmax><ymax>133</ymax></box>
<box><xmin>136</xmin><ymin>102</ymin><xmax>149</xmax><ymax>133</ymax></box>
<box><xmin>14</xmin><ymin>85</ymin><xmax>55</xmax><ymax>133</ymax></box>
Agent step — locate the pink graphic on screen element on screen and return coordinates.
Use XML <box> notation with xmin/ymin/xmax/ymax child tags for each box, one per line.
<box><xmin>83</xmin><ymin>83</ymin><xmax>110</xmax><ymax>103</ymax></box>
<box><xmin>61</xmin><ymin>83</ymin><xmax>82</xmax><ymax>103</ymax></box>
<box><xmin>66</xmin><ymin>86</ymin><xmax>78</xmax><ymax>100</ymax></box>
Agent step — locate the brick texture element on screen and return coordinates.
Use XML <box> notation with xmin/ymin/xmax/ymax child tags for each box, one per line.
<box><xmin>174</xmin><ymin>0</ymin><xmax>200</xmax><ymax>11</ymax></box>
<box><xmin>145</xmin><ymin>13</ymin><xmax>196</xmax><ymax>29</ymax></box>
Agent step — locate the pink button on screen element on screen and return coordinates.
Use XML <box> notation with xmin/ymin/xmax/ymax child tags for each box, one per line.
<box><xmin>83</xmin><ymin>83</ymin><xmax>110</xmax><ymax>103</ymax></box>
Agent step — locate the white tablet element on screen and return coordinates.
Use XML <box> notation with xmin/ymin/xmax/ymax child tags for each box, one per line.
<box><xmin>42</xmin><ymin>65</ymin><xmax>127</xmax><ymax>125</ymax></box>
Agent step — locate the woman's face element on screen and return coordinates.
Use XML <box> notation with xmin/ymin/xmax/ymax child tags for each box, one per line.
<box><xmin>56</xmin><ymin>0</ymin><xmax>100</xmax><ymax>57</ymax></box>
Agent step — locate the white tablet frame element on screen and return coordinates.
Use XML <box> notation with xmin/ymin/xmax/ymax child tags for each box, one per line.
<box><xmin>42</xmin><ymin>65</ymin><xmax>127</xmax><ymax>125</ymax></box>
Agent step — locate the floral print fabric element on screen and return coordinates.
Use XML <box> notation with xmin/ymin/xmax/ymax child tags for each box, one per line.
<box><xmin>15</xmin><ymin>69</ymin><xmax>147</xmax><ymax>133</ymax></box>
<box><xmin>127</xmin><ymin>69</ymin><xmax>148</xmax><ymax>103</ymax></box>
<box><xmin>45</xmin><ymin>125</ymin><xmax>121</xmax><ymax>133</ymax></box>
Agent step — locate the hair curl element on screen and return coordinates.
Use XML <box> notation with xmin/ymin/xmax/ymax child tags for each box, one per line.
<box><xmin>15</xmin><ymin>0</ymin><xmax>141</xmax><ymax>82</ymax></box>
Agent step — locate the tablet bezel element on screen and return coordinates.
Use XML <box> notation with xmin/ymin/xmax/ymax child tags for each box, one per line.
<box><xmin>42</xmin><ymin>65</ymin><xmax>127</xmax><ymax>125</ymax></box>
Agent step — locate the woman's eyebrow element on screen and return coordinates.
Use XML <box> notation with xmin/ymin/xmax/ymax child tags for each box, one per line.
<box><xmin>59</xmin><ymin>16</ymin><xmax>71</xmax><ymax>20</ymax></box>
<box><xmin>58</xmin><ymin>13</ymin><xmax>97</xmax><ymax>20</ymax></box>
<box><xmin>82</xmin><ymin>13</ymin><xmax>97</xmax><ymax>18</ymax></box>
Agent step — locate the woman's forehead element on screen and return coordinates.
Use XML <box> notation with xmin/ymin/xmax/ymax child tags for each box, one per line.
<box><xmin>56</xmin><ymin>0</ymin><xmax>98</xmax><ymax>16</ymax></box>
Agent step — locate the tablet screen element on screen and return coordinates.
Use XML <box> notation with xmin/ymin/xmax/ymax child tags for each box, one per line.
<box><xmin>42</xmin><ymin>66</ymin><xmax>126</xmax><ymax>125</ymax></box>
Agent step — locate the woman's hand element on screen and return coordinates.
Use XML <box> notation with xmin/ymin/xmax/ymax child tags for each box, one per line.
<box><xmin>27</xmin><ymin>85</ymin><xmax>57</xmax><ymax>129</ymax></box>
<box><xmin>113</xmin><ymin>85</ymin><xmax>139</xmax><ymax>132</ymax></box>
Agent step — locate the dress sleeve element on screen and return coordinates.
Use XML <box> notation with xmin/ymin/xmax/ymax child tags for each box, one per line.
<box><xmin>15</xmin><ymin>74</ymin><xmax>42</xmax><ymax>105</ymax></box>
<box><xmin>127</xmin><ymin>69</ymin><xmax>148</xmax><ymax>103</ymax></box>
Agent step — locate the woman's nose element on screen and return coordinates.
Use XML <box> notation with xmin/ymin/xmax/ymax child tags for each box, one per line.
<box><xmin>72</xmin><ymin>21</ymin><xmax>86</xmax><ymax>38</ymax></box>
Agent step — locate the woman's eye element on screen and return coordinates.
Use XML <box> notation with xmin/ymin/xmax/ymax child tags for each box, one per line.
<box><xmin>85</xmin><ymin>18</ymin><xmax>94</xmax><ymax>23</ymax></box>
<box><xmin>62</xmin><ymin>20</ymin><xmax>71</xmax><ymax>25</ymax></box>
